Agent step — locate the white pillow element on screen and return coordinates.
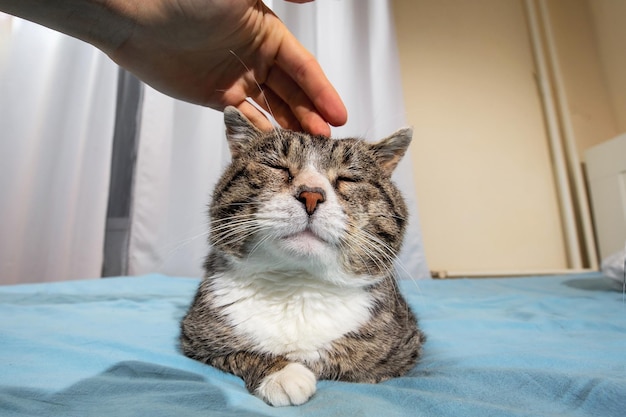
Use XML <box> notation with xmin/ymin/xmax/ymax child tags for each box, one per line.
<box><xmin>601</xmin><ymin>247</ymin><xmax>626</xmax><ymax>291</ymax></box>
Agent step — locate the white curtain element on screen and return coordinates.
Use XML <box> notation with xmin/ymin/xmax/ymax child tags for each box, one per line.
<box><xmin>129</xmin><ymin>0</ymin><xmax>430</xmax><ymax>279</ymax></box>
<box><xmin>0</xmin><ymin>1</ymin><xmax>430</xmax><ymax>284</ymax></box>
<box><xmin>0</xmin><ymin>18</ymin><xmax>118</xmax><ymax>284</ymax></box>
<box><xmin>128</xmin><ymin>94</ymin><xmax>228</xmax><ymax>276</ymax></box>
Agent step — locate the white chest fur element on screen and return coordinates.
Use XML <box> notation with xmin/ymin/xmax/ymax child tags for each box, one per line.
<box><xmin>209</xmin><ymin>272</ymin><xmax>373</xmax><ymax>362</ymax></box>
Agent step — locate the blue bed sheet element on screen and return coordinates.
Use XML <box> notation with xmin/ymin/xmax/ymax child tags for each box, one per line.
<box><xmin>1</xmin><ymin>273</ymin><xmax>624</xmax><ymax>417</ymax></box>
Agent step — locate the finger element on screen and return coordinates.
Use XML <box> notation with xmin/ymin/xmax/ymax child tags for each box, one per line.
<box><xmin>248</xmin><ymin>86</ymin><xmax>303</xmax><ymax>131</ymax></box>
<box><xmin>236</xmin><ymin>100</ymin><xmax>274</xmax><ymax>132</ymax></box>
<box><xmin>264</xmin><ymin>65</ymin><xmax>331</xmax><ymax>136</ymax></box>
<box><xmin>274</xmin><ymin>31</ymin><xmax>347</xmax><ymax>127</ymax></box>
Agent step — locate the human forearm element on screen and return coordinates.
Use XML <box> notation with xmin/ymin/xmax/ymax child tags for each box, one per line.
<box><xmin>0</xmin><ymin>0</ymin><xmax>347</xmax><ymax>135</ymax></box>
<box><xmin>0</xmin><ymin>0</ymin><xmax>133</xmax><ymax>52</ymax></box>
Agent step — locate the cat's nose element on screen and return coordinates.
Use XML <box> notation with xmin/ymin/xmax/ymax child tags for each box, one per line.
<box><xmin>297</xmin><ymin>187</ymin><xmax>326</xmax><ymax>215</ymax></box>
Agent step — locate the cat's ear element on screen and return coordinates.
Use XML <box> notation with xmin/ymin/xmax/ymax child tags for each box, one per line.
<box><xmin>370</xmin><ymin>127</ymin><xmax>413</xmax><ymax>176</ymax></box>
<box><xmin>224</xmin><ymin>106</ymin><xmax>264</xmax><ymax>158</ymax></box>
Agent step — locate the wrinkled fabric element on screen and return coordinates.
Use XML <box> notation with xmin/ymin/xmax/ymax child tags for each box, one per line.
<box><xmin>1</xmin><ymin>273</ymin><xmax>624</xmax><ymax>417</ymax></box>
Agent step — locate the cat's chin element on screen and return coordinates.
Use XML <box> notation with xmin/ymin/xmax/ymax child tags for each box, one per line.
<box><xmin>279</xmin><ymin>229</ymin><xmax>331</xmax><ymax>257</ymax></box>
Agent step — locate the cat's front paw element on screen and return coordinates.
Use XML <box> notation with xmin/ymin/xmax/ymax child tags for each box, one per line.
<box><xmin>255</xmin><ymin>362</ymin><xmax>316</xmax><ymax>406</ymax></box>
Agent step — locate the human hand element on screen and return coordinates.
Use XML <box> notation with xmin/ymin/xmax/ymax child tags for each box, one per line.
<box><xmin>105</xmin><ymin>0</ymin><xmax>346</xmax><ymax>135</ymax></box>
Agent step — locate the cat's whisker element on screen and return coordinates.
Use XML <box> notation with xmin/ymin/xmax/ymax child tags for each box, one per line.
<box><xmin>345</xmin><ymin>226</ymin><xmax>417</xmax><ymax>302</ymax></box>
<box><xmin>154</xmin><ymin>222</ymin><xmax>211</xmax><ymax>267</ymax></box>
<box><xmin>209</xmin><ymin>213</ymin><xmax>262</xmax><ymax>227</ymax></box>
<box><xmin>353</xmin><ymin>227</ymin><xmax>421</xmax><ymax>292</ymax></box>
<box><xmin>347</xmin><ymin>226</ymin><xmax>396</xmax><ymax>262</ymax></box>
<box><xmin>228</xmin><ymin>49</ymin><xmax>284</xmax><ymax>143</ymax></box>
<box><xmin>210</xmin><ymin>216</ymin><xmax>259</xmax><ymax>232</ymax></box>
<box><xmin>159</xmin><ymin>216</ymin><xmax>209</xmax><ymax>249</ymax></box>
<box><xmin>344</xmin><ymin>230</ymin><xmax>390</xmax><ymax>261</ymax></box>
<box><xmin>369</xmin><ymin>211</ymin><xmax>408</xmax><ymax>223</ymax></box>
<box><xmin>212</xmin><ymin>200</ymin><xmax>260</xmax><ymax>208</ymax></box>
<box><xmin>209</xmin><ymin>213</ymin><xmax>257</xmax><ymax>222</ymax></box>
<box><xmin>160</xmin><ymin>228</ymin><xmax>209</xmax><ymax>253</ymax></box>
<box><xmin>211</xmin><ymin>204</ymin><xmax>259</xmax><ymax>213</ymax></box>
<box><xmin>349</xmin><ymin>226</ymin><xmax>422</xmax><ymax>310</ymax></box>
<box><xmin>209</xmin><ymin>208</ymin><xmax>259</xmax><ymax>217</ymax></box>
<box><xmin>210</xmin><ymin>226</ymin><xmax>259</xmax><ymax>242</ymax></box>
<box><xmin>339</xmin><ymin>235</ymin><xmax>378</xmax><ymax>277</ymax></box>
<box><xmin>346</xmin><ymin>232</ymin><xmax>410</xmax><ymax>314</ymax></box>
<box><xmin>210</xmin><ymin>221</ymin><xmax>258</xmax><ymax>240</ymax></box>
<box><xmin>391</xmin><ymin>255</ymin><xmax>422</xmax><ymax>294</ymax></box>
<box><xmin>345</xmin><ymin>137</ymin><xmax>364</xmax><ymax>158</ymax></box>
<box><xmin>343</xmin><ymin>230</ymin><xmax>417</xmax><ymax>323</ymax></box>
<box><xmin>343</xmin><ymin>229</ymin><xmax>395</xmax><ymax>278</ymax></box>
<box><xmin>246</xmin><ymin>233</ymin><xmax>275</xmax><ymax>259</ymax></box>
<box><xmin>210</xmin><ymin>222</ymin><xmax>263</xmax><ymax>247</ymax></box>
<box><xmin>356</xmin><ymin>230</ymin><xmax>415</xmax><ymax>292</ymax></box>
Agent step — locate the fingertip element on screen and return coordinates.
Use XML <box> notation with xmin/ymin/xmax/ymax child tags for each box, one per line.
<box><xmin>328</xmin><ymin>104</ymin><xmax>348</xmax><ymax>127</ymax></box>
<box><xmin>317</xmin><ymin>88</ymin><xmax>348</xmax><ymax>127</ymax></box>
<box><xmin>275</xmin><ymin>32</ymin><xmax>347</xmax><ymax>128</ymax></box>
<box><xmin>311</xmin><ymin>123</ymin><xmax>331</xmax><ymax>137</ymax></box>
<box><xmin>301</xmin><ymin>115</ymin><xmax>331</xmax><ymax>137</ymax></box>
<box><xmin>237</xmin><ymin>101</ymin><xmax>274</xmax><ymax>132</ymax></box>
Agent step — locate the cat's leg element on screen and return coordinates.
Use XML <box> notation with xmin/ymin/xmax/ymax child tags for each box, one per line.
<box><xmin>211</xmin><ymin>353</ymin><xmax>316</xmax><ymax>406</ymax></box>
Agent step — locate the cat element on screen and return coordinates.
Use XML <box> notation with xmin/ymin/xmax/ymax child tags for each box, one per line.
<box><xmin>180</xmin><ymin>106</ymin><xmax>425</xmax><ymax>407</ymax></box>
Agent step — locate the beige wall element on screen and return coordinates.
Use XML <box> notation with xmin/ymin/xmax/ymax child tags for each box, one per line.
<box><xmin>588</xmin><ymin>0</ymin><xmax>626</xmax><ymax>135</ymax></box>
<box><xmin>392</xmin><ymin>0</ymin><xmax>567</xmax><ymax>273</ymax></box>
<box><xmin>392</xmin><ymin>0</ymin><xmax>624</xmax><ymax>274</ymax></box>
<box><xmin>545</xmin><ymin>0</ymin><xmax>619</xmax><ymax>156</ymax></box>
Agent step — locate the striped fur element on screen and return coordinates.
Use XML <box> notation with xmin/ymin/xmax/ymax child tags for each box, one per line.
<box><xmin>180</xmin><ymin>107</ymin><xmax>425</xmax><ymax>406</ymax></box>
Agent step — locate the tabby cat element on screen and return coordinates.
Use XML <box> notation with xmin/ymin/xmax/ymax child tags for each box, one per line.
<box><xmin>180</xmin><ymin>107</ymin><xmax>425</xmax><ymax>406</ymax></box>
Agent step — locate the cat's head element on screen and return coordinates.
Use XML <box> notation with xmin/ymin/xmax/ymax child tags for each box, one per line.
<box><xmin>209</xmin><ymin>107</ymin><xmax>411</xmax><ymax>286</ymax></box>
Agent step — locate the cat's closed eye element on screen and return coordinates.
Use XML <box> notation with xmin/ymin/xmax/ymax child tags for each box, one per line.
<box><xmin>336</xmin><ymin>174</ymin><xmax>362</xmax><ymax>186</ymax></box>
<box><xmin>262</xmin><ymin>162</ymin><xmax>293</xmax><ymax>182</ymax></box>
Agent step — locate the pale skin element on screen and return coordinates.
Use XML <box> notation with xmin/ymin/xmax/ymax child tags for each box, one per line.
<box><xmin>0</xmin><ymin>0</ymin><xmax>347</xmax><ymax>136</ymax></box>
